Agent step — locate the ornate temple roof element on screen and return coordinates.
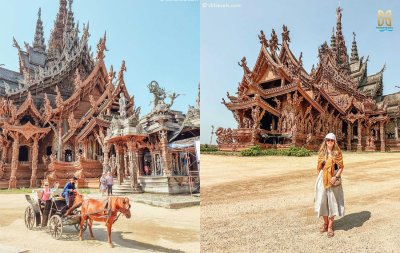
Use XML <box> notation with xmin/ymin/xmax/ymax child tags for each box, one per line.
<box><xmin>224</xmin><ymin>6</ymin><xmax>396</xmax><ymax>119</ymax></box>
<box><xmin>0</xmin><ymin>0</ymin><xmax>94</xmax><ymax>104</ymax></box>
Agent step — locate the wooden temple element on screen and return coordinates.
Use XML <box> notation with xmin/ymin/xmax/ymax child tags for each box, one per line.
<box><xmin>218</xmin><ymin>7</ymin><xmax>400</xmax><ymax>151</ymax></box>
<box><xmin>0</xmin><ymin>0</ymin><xmax>200</xmax><ymax>193</ymax></box>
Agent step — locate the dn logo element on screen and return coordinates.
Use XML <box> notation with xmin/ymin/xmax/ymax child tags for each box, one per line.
<box><xmin>378</xmin><ymin>10</ymin><xmax>392</xmax><ymax>27</ymax></box>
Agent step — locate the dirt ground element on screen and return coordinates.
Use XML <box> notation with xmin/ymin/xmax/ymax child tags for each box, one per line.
<box><xmin>0</xmin><ymin>194</ymin><xmax>199</xmax><ymax>253</ymax></box>
<box><xmin>201</xmin><ymin>152</ymin><xmax>400</xmax><ymax>253</ymax></box>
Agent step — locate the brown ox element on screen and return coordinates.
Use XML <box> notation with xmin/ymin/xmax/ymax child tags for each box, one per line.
<box><xmin>79</xmin><ymin>196</ymin><xmax>131</xmax><ymax>247</ymax></box>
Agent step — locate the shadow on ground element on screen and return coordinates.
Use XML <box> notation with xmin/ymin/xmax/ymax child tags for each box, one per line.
<box><xmin>335</xmin><ymin>211</ymin><xmax>371</xmax><ymax>231</ymax></box>
<box><xmin>59</xmin><ymin>226</ymin><xmax>184</xmax><ymax>252</ymax></box>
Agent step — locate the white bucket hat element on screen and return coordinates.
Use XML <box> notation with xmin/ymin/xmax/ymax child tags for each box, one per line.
<box><xmin>325</xmin><ymin>133</ymin><xmax>336</xmax><ymax>141</ymax></box>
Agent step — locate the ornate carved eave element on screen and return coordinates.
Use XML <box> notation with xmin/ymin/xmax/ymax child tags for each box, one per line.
<box><xmin>225</xmin><ymin>96</ymin><xmax>280</xmax><ymax>117</ymax></box>
<box><xmin>15</xmin><ymin>92</ymin><xmax>42</xmax><ymax>121</ymax></box>
<box><xmin>3</xmin><ymin>122</ymin><xmax>50</xmax><ymax>140</ymax></box>
<box><xmin>75</xmin><ymin>118</ymin><xmax>110</xmax><ymax>144</ymax></box>
<box><xmin>318</xmin><ymin>88</ymin><xmax>346</xmax><ymax>115</ymax></box>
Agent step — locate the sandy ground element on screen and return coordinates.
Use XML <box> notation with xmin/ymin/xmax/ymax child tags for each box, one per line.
<box><xmin>0</xmin><ymin>194</ymin><xmax>199</xmax><ymax>253</ymax></box>
<box><xmin>201</xmin><ymin>152</ymin><xmax>400</xmax><ymax>253</ymax></box>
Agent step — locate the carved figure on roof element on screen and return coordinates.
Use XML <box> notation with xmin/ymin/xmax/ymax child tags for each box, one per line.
<box><xmin>282</xmin><ymin>25</ymin><xmax>290</xmax><ymax>43</ymax></box>
<box><xmin>108</xmin><ymin>64</ymin><xmax>115</xmax><ymax>81</ymax></box>
<box><xmin>118</xmin><ymin>60</ymin><xmax>126</xmax><ymax>82</ymax></box>
<box><xmin>167</xmin><ymin>92</ymin><xmax>181</xmax><ymax>109</ymax></box>
<box><xmin>148</xmin><ymin>80</ymin><xmax>167</xmax><ymax>108</ymax></box>
<box><xmin>258</xmin><ymin>30</ymin><xmax>268</xmax><ymax>46</ymax></box>
<box><xmin>96</xmin><ymin>32</ymin><xmax>107</xmax><ymax>60</ymax></box>
<box><xmin>269</xmin><ymin>29</ymin><xmax>279</xmax><ymax>52</ymax></box>
<box><xmin>238</xmin><ymin>57</ymin><xmax>251</xmax><ymax>74</ymax></box>
<box><xmin>119</xmin><ymin>92</ymin><xmax>127</xmax><ymax>118</ymax></box>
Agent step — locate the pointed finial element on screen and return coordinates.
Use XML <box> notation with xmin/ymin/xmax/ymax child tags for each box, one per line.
<box><xmin>258</xmin><ymin>30</ymin><xmax>268</xmax><ymax>46</ymax></box>
<box><xmin>118</xmin><ymin>60</ymin><xmax>127</xmax><ymax>82</ymax></box>
<box><xmin>282</xmin><ymin>25</ymin><xmax>290</xmax><ymax>43</ymax></box>
<box><xmin>269</xmin><ymin>29</ymin><xmax>278</xmax><ymax>52</ymax></box>
<box><xmin>350</xmin><ymin>32</ymin><xmax>359</xmax><ymax>62</ymax></box>
<box><xmin>33</xmin><ymin>8</ymin><xmax>46</xmax><ymax>52</ymax></box>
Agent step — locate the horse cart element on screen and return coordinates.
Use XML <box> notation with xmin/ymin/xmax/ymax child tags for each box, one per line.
<box><xmin>24</xmin><ymin>191</ymin><xmax>87</xmax><ymax>239</ymax></box>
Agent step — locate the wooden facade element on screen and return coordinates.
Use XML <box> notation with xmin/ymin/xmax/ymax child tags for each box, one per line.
<box><xmin>0</xmin><ymin>0</ymin><xmax>200</xmax><ymax>192</ymax></box>
<box><xmin>218</xmin><ymin>7</ymin><xmax>400</xmax><ymax>151</ymax></box>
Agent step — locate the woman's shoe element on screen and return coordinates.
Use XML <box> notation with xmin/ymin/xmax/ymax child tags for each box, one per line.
<box><xmin>320</xmin><ymin>223</ymin><xmax>328</xmax><ymax>233</ymax></box>
<box><xmin>327</xmin><ymin>227</ymin><xmax>334</xmax><ymax>237</ymax></box>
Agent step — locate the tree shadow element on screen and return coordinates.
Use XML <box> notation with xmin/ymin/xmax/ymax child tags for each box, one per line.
<box><xmin>334</xmin><ymin>211</ymin><xmax>371</xmax><ymax>231</ymax></box>
<box><xmin>59</xmin><ymin>226</ymin><xmax>185</xmax><ymax>252</ymax></box>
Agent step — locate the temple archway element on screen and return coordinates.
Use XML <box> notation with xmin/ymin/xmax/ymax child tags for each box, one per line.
<box><xmin>19</xmin><ymin>146</ymin><xmax>29</xmax><ymax>161</ymax></box>
<box><xmin>142</xmin><ymin>148</ymin><xmax>152</xmax><ymax>176</ymax></box>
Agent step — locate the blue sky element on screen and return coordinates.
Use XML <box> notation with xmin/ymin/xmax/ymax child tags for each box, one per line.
<box><xmin>0</xmin><ymin>0</ymin><xmax>199</xmax><ymax>115</ymax></box>
<box><xmin>201</xmin><ymin>0</ymin><xmax>400</xmax><ymax>144</ymax></box>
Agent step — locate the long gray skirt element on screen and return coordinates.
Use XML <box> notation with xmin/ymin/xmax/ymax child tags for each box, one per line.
<box><xmin>314</xmin><ymin>170</ymin><xmax>345</xmax><ymax>218</ymax></box>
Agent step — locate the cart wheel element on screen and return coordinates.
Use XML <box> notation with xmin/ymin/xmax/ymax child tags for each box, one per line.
<box><xmin>74</xmin><ymin>219</ymin><xmax>87</xmax><ymax>232</ymax></box>
<box><xmin>24</xmin><ymin>206</ymin><xmax>35</xmax><ymax>230</ymax></box>
<box><xmin>48</xmin><ymin>215</ymin><xmax>63</xmax><ymax>240</ymax></box>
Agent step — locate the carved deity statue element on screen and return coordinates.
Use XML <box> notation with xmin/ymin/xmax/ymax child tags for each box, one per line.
<box><xmin>119</xmin><ymin>92</ymin><xmax>127</xmax><ymax>118</ymax></box>
<box><xmin>148</xmin><ymin>81</ymin><xmax>167</xmax><ymax>108</ymax></box>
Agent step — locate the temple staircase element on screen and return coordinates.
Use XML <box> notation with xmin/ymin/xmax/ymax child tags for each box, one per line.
<box><xmin>112</xmin><ymin>178</ymin><xmax>143</xmax><ymax>195</ymax></box>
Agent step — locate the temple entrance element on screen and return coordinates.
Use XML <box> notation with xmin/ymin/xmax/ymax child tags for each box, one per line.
<box><xmin>65</xmin><ymin>149</ymin><xmax>73</xmax><ymax>162</ymax></box>
<box><xmin>19</xmin><ymin>146</ymin><xmax>29</xmax><ymax>161</ymax></box>
<box><xmin>46</xmin><ymin>146</ymin><xmax>52</xmax><ymax>156</ymax></box>
<box><xmin>142</xmin><ymin>149</ymin><xmax>152</xmax><ymax>176</ymax></box>
<box><xmin>260</xmin><ymin>113</ymin><xmax>276</xmax><ymax>131</ymax></box>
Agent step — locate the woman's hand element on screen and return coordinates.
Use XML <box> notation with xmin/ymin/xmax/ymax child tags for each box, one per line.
<box><xmin>330</xmin><ymin>177</ymin><xmax>337</xmax><ymax>185</ymax></box>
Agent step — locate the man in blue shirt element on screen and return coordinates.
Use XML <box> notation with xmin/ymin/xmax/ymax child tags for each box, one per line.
<box><xmin>62</xmin><ymin>177</ymin><xmax>77</xmax><ymax>207</ymax></box>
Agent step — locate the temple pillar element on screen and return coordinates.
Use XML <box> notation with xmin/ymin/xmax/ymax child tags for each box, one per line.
<box><xmin>102</xmin><ymin>144</ymin><xmax>110</xmax><ymax>173</ymax></box>
<box><xmin>115</xmin><ymin>144</ymin><xmax>124</xmax><ymax>185</ymax></box>
<box><xmin>346</xmin><ymin>122</ymin><xmax>352</xmax><ymax>151</ymax></box>
<box><xmin>30</xmin><ymin>135</ymin><xmax>39</xmax><ymax>188</ymax></box>
<box><xmin>83</xmin><ymin>140</ymin><xmax>88</xmax><ymax>159</ymax></box>
<box><xmin>9</xmin><ymin>133</ymin><xmax>19</xmax><ymax>189</ymax></box>
<box><xmin>124</xmin><ymin>148</ymin><xmax>128</xmax><ymax>178</ymax></box>
<box><xmin>357</xmin><ymin>119</ymin><xmax>362</xmax><ymax>152</ymax></box>
<box><xmin>395</xmin><ymin>118</ymin><xmax>399</xmax><ymax>140</ymax></box>
<box><xmin>1</xmin><ymin>145</ymin><xmax>7</xmax><ymax>163</ymax></box>
<box><xmin>127</xmin><ymin>142</ymin><xmax>143</xmax><ymax>193</ymax></box>
<box><xmin>138</xmin><ymin>150</ymin><xmax>144</xmax><ymax>176</ymax></box>
<box><xmin>57</xmin><ymin>121</ymin><xmax>62</xmax><ymax>160</ymax></box>
<box><xmin>380</xmin><ymin>120</ymin><xmax>385</xmax><ymax>152</ymax></box>
<box><xmin>159</xmin><ymin>130</ymin><xmax>171</xmax><ymax>176</ymax></box>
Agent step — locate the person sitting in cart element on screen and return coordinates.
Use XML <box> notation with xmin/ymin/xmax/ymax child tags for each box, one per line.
<box><xmin>41</xmin><ymin>181</ymin><xmax>51</xmax><ymax>202</ymax></box>
<box><xmin>62</xmin><ymin>176</ymin><xmax>77</xmax><ymax>207</ymax></box>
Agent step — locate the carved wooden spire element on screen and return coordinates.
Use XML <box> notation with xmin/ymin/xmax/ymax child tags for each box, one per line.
<box><xmin>335</xmin><ymin>7</ymin><xmax>349</xmax><ymax>69</ymax></box>
<box><xmin>65</xmin><ymin>0</ymin><xmax>75</xmax><ymax>33</ymax></box>
<box><xmin>49</xmin><ymin>0</ymin><xmax>68</xmax><ymax>53</ymax></box>
<box><xmin>350</xmin><ymin>32</ymin><xmax>359</xmax><ymax>62</ymax></box>
<box><xmin>33</xmin><ymin>8</ymin><xmax>46</xmax><ymax>53</ymax></box>
<box><xmin>330</xmin><ymin>27</ymin><xmax>336</xmax><ymax>52</ymax></box>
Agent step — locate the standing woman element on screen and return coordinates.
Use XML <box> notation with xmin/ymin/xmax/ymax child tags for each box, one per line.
<box><xmin>315</xmin><ymin>133</ymin><xmax>345</xmax><ymax>237</ymax></box>
<box><xmin>99</xmin><ymin>173</ymin><xmax>107</xmax><ymax>196</ymax></box>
